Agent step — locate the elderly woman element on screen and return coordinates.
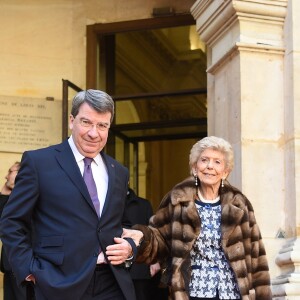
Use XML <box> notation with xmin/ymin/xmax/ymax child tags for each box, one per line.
<box><xmin>121</xmin><ymin>136</ymin><xmax>272</xmax><ymax>300</ymax></box>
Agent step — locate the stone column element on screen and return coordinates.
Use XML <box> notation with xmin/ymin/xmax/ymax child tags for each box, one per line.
<box><xmin>272</xmin><ymin>0</ymin><xmax>300</xmax><ymax>297</ymax></box>
<box><xmin>191</xmin><ymin>0</ymin><xmax>300</xmax><ymax>298</ymax></box>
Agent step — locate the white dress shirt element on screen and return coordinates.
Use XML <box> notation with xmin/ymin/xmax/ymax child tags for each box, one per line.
<box><xmin>68</xmin><ymin>136</ymin><xmax>108</xmax><ymax>217</ymax></box>
<box><xmin>68</xmin><ymin>136</ymin><xmax>108</xmax><ymax>264</ymax></box>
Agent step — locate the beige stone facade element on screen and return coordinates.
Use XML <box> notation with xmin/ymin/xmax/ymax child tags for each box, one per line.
<box><xmin>191</xmin><ymin>0</ymin><xmax>299</xmax><ymax>298</ymax></box>
<box><xmin>0</xmin><ymin>0</ymin><xmax>299</xmax><ymax>299</ymax></box>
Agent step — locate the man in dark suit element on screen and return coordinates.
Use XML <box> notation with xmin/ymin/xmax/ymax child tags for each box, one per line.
<box><xmin>126</xmin><ymin>188</ymin><xmax>168</xmax><ymax>300</ymax></box>
<box><xmin>0</xmin><ymin>90</ymin><xmax>137</xmax><ymax>300</ymax></box>
<box><xmin>0</xmin><ymin>161</ymin><xmax>27</xmax><ymax>300</ymax></box>
<box><xmin>126</xmin><ymin>187</ymin><xmax>155</xmax><ymax>300</ymax></box>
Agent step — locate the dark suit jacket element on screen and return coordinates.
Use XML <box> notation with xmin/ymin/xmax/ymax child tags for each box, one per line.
<box><xmin>0</xmin><ymin>194</ymin><xmax>10</xmax><ymax>272</ymax></box>
<box><xmin>0</xmin><ymin>140</ymin><xmax>136</xmax><ymax>300</ymax></box>
<box><xmin>126</xmin><ymin>188</ymin><xmax>153</xmax><ymax>280</ymax></box>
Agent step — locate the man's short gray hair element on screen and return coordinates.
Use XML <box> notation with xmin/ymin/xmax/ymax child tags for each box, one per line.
<box><xmin>71</xmin><ymin>89</ymin><xmax>114</xmax><ymax>122</ymax></box>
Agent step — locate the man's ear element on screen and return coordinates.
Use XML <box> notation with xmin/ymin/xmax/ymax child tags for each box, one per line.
<box><xmin>69</xmin><ymin>115</ymin><xmax>74</xmax><ymax>130</ymax></box>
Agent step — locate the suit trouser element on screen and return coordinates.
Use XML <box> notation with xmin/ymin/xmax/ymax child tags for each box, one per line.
<box><xmin>22</xmin><ymin>265</ymin><xmax>125</xmax><ymax>300</ymax></box>
<box><xmin>3</xmin><ymin>271</ymin><xmax>27</xmax><ymax>300</ymax></box>
<box><xmin>81</xmin><ymin>264</ymin><xmax>125</xmax><ymax>300</ymax></box>
<box><xmin>25</xmin><ymin>282</ymin><xmax>35</xmax><ymax>300</ymax></box>
<box><xmin>133</xmin><ymin>275</ymin><xmax>168</xmax><ymax>300</ymax></box>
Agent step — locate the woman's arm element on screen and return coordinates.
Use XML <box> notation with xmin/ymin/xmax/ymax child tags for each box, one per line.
<box><xmin>122</xmin><ymin>193</ymin><xmax>173</xmax><ymax>264</ymax></box>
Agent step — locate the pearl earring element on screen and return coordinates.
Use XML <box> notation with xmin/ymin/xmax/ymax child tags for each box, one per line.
<box><xmin>221</xmin><ymin>178</ymin><xmax>224</xmax><ymax>187</ymax></box>
<box><xmin>194</xmin><ymin>173</ymin><xmax>198</xmax><ymax>186</ymax></box>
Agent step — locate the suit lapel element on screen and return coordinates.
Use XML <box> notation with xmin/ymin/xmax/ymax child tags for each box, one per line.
<box><xmin>54</xmin><ymin>141</ymin><xmax>96</xmax><ymax>214</ymax></box>
<box><xmin>100</xmin><ymin>153</ymin><xmax>116</xmax><ymax>217</ymax></box>
<box><xmin>54</xmin><ymin>141</ymin><xmax>118</xmax><ymax>219</ymax></box>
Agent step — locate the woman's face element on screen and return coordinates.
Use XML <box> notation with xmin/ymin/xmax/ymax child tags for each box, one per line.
<box><xmin>195</xmin><ymin>148</ymin><xmax>229</xmax><ymax>189</ymax></box>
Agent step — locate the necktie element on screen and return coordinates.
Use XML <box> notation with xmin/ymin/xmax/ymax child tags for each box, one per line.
<box><xmin>83</xmin><ymin>157</ymin><xmax>100</xmax><ymax>217</ymax></box>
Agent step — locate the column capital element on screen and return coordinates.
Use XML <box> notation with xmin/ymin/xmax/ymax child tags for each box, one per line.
<box><xmin>191</xmin><ymin>0</ymin><xmax>287</xmax><ymax>42</ymax></box>
<box><xmin>191</xmin><ymin>0</ymin><xmax>288</xmax><ymax>67</ymax></box>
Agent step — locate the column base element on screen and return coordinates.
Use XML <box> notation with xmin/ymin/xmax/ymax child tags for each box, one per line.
<box><xmin>272</xmin><ymin>237</ymin><xmax>300</xmax><ymax>299</ymax></box>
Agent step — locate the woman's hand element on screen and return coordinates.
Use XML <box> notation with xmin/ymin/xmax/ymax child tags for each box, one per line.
<box><xmin>122</xmin><ymin>228</ymin><xmax>144</xmax><ymax>247</ymax></box>
<box><xmin>150</xmin><ymin>262</ymin><xmax>161</xmax><ymax>277</ymax></box>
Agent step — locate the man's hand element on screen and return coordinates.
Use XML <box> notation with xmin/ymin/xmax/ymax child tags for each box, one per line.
<box><xmin>25</xmin><ymin>274</ymin><xmax>36</xmax><ymax>284</ymax></box>
<box><xmin>106</xmin><ymin>237</ymin><xmax>133</xmax><ymax>265</ymax></box>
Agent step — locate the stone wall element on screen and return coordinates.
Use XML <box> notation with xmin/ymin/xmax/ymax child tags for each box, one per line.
<box><xmin>0</xmin><ymin>0</ymin><xmax>195</xmax><ymax>175</ymax></box>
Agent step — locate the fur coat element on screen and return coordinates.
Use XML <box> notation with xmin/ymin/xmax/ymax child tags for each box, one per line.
<box><xmin>133</xmin><ymin>177</ymin><xmax>272</xmax><ymax>300</ymax></box>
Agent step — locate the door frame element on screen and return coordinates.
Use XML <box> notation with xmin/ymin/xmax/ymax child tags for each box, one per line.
<box><xmin>85</xmin><ymin>14</ymin><xmax>205</xmax><ymax>195</ymax></box>
<box><xmin>86</xmin><ymin>14</ymin><xmax>195</xmax><ymax>89</ymax></box>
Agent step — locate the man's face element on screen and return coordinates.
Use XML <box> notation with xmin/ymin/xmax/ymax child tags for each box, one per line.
<box><xmin>69</xmin><ymin>102</ymin><xmax>111</xmax><ymax>158</ymax></box>
<box><xmin>5</xmin><ymin>163</ymin><xmax>20</xmax><ymax>190</ymax></box>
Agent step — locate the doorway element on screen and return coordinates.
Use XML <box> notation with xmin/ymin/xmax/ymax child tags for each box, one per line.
<box><xmin>86</xmin><ymin>15</ymin><xmax>207</xmax><ymax>209</ymax></box>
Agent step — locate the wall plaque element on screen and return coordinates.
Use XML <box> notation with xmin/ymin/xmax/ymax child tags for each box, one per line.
<box><xmin>0</xmin><ymin>95</ymin><xmax>62</xmax><ymax>153</ymax></box>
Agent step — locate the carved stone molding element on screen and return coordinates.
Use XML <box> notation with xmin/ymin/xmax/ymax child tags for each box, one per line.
<box><xmin>191</xmin><ymin>0</ymin><xmax>287</xmax><ymax>43</ymax></box>
<box><xmin>272</xmin><ymin>238</ymin><xmax>300</xmax><ymax>299</ymax></box>
<box><xmin>191</xmin><ymin>0</ymin><xmax>288</xmax><ymax>69</ymax></box>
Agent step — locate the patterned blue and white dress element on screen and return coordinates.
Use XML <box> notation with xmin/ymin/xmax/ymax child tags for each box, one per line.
<box><xmin>189</xmin><ymin>195</ymin><xmax>241</xmax><ymax>299</ymax></box>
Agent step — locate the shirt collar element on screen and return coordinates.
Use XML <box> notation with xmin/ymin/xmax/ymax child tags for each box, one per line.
<box><xmin>68</xmin><ymin>136</ymin><xmax>101</xmax><ymax>166</ymax></box>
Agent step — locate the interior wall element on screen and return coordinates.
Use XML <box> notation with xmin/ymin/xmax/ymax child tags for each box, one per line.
<box><xmin>147</xmin><ymin>139</ymin><xmax>197</xmax><ymax>211</ymax></box>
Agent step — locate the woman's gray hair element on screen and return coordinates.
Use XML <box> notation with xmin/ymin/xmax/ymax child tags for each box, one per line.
<box><xmin>71</xmin><ymin>89</ymin><xmax>114</xmax><ymax>122</ymax></box>
<box><xmin>189</xmin><ymin>136</ymin><xmax>234</xmax><ymax>174</ymax></box>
